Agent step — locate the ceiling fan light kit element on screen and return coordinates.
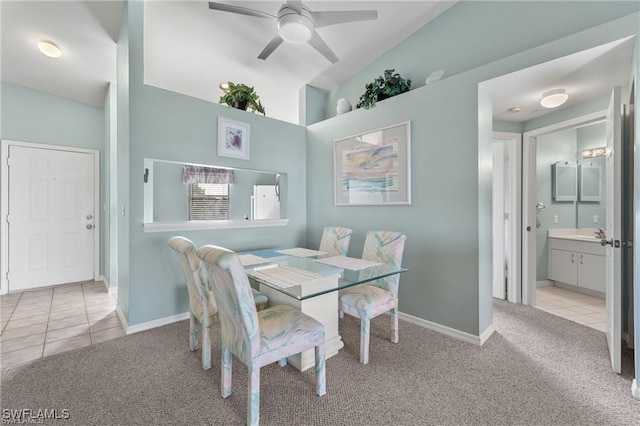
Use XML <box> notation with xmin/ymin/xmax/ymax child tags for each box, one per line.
<box><xmin>540</xmin><ymin>89</ymin><xmax>568</xmax><ymax>108</ymax></box>
<box><xmin>277</xmin><ymin>4</ymin><xmax>313</xmax><ymax>44</ymax></box>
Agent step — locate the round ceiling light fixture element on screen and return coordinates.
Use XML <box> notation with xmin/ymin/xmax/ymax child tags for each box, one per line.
<box><xmin>277</xmin><ymin>5</ymin><xmax>313</xmax><ymax>44</ymax></box>
<box><xmin>540</xmin><ymin>89</ymin><xmax>568</xmax><ymax>108</ymax></box>
<box><xmin>38</xmin><ymin>40</ymin><xmax>62</xmax><ymax>58</ymax></box>
<box><xmin>508</xmin><ymin>106</ymin><xmax>522</xmax><ymax>113</ymax></box>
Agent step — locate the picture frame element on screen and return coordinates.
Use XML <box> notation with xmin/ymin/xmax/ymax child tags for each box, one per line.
<box><xmin>217</xmin><ymin>116</ymin><xmax>250</xmax><ymax>160</ymax></box>
<box><xmin>334</xmin><ymin>121</ymin><xmax>411</xmax><ymax>206</ymax></box>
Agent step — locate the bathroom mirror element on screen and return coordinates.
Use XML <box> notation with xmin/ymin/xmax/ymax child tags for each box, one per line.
<box><xmin>143</xmin><ymin>158</ymin><xmax>287</xmax><ymax>230</ymax></box>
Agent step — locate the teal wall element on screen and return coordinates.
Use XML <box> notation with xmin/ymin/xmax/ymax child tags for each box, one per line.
<box><xmin>307</xmin><ymin>4</ymin><xmax>639</xmax><ymax>336</ymax></box>
<box><xmin>123</xmin><ymin>1</ymin><xmax>307</xmax><ymax>326</ymax></box>
<box><xmin>0</xmin><ymin>82</ymin><xmax>107</xmax><ymax>279</ymax></box>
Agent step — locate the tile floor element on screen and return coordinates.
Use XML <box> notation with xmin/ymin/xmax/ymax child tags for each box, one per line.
<box><xmin>535</xmin><ymin>286</ymin><xmax>606</xmax><ymax>332</ymax></box>
<box><xmin>0</xmin><ymin>281</ymin><xmax>124</xmax><ymax>368</ymax></box>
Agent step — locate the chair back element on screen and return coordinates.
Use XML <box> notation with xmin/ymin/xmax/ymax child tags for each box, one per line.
<box><xmin>319</xmin><ymin>226</ymin><xmax>353</xmax><ymax>256</ymax></box>
<box><xmin>197</xmin><ymin>245</ymin><xmax>260</xmax><ymax>365</ymax></box>
<box><xmin>167</xmin><ymin>236</ymin><xmax>216</xmax><ymax>317</ymax></box>
<box><xmin>362</xmin><ymin>231</ymin><xmax>406</xmax><ymax>297</ymax></box>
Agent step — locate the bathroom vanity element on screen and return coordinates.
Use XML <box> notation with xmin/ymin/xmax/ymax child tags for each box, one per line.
<box><xmin>547</xmin><ymin>229</ymin><xmax>605</xmax><ymax>295</ymax></box>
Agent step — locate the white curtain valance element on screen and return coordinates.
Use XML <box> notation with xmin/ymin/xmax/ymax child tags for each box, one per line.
<box><xmin>182</xmin><ymin>165</ymin><xmax>234</xmax><ymax>184</ymax></box>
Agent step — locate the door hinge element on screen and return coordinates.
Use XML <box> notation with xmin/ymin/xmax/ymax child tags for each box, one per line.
<box><xmin>614</xmin><ymin>240</ymin><xmax>621</xmax><ymax>248</ymax></box>
<box><xmin>5</xmin><ymin>215</ymin><xmax>9</xmax><ymax>224</ymax></box>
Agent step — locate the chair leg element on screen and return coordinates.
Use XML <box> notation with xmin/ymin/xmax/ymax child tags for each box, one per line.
<box><xmin>390</xmin><ymin>306</ymin><xmax>399</xmax><ymax>344</ymax></box>
<box><xmin>248</xmin><ymin>360</ymin><xmax>260</xmax><ymax>426</ymax></box>
<box><xmin>189</xmin><ymin>313</ymin><xmax>200</xmax><ymax>351</ymax></box>
<box><xmin>221</xmin><ymin>346</ymin><xmax>232</xmax><ymax>398</ymax></box>
<box><xmin>360</xmin><ymin>318</ymin><xmax>370</xmax><ymax>364</ymax></box>
<box><xmin>315</xmin><ymin>343</ymin><xmax>326</xmax><ymax>396</ymax></box>
<box><xmin>201</xmin><ymin>323</ymin><xmax>212</xmax><ymax>370</ymax></box>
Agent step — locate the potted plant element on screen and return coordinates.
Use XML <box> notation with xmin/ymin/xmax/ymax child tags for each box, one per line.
<box><xmin>356</xmin><ymin>69</ymin><xmax>412</xmax><ymax>109</ymax></box>
<box><xmin>219</xmin><ymin>82</ymin><xmax>266</xmax><ymax>115</ymax></box>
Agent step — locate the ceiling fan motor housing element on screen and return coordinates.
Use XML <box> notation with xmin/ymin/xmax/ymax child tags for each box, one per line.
<box><xmin>277</xmin><ymin>5</ymin><xmax>313</xmax><ymax>44</ymax></box>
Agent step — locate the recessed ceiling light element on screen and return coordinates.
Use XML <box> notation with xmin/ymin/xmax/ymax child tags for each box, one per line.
<box><xmin>508</xmin><ymin>107</ymin><xmax>522</xmax><ymax>113</ymax></box>
<box><xmin>540</xmin><ymin>89</ymin><xmax>568</xmax><ymax>108</ymax></box>
<box><xmin>38</xmin><ymin>40</ymin><xmax>62</xmax><ymax>58</ymax></box>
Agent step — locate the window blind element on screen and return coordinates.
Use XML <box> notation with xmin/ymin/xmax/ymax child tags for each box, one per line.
<box><xmin>188</xmin><ymin>183</ymin><xmax>229</xmax><ymax>220</ymax></box>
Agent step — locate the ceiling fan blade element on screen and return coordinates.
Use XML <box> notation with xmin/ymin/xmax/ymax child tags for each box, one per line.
<box><xmin>308</xmin><ymin>30</ymin><xmax>339</xmax><ymax>63</ymax></box>
<box><xmin>286</xmin><ymin>0</ymin><xmax>302</xmax><ymax>14</ymax></box>
<box><xmin>311</xmin><ymin>10</ymin><xmax>378</xmax><ymax>28</ymax></box>
<box><xmin>258</xmin><ymin>34</ymin><xmax>285</xmax><ymax>60</ymax></box>
<box><xmin>208</xmin><ymin>2</ymin><xmax>275</xmax><ymax>19</ymax></box>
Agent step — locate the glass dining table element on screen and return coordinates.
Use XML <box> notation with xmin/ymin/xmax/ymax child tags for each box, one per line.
<box><xmin>239</xmin><ymin>247</ymin><xmax>409</xmax><ymax>371</ymax></box>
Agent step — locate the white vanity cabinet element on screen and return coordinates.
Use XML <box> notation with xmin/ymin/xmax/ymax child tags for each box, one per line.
<box><xmin>548</xmin><ymin>237</ymin><xmax>605</xmax><ymax>294</ymax></box>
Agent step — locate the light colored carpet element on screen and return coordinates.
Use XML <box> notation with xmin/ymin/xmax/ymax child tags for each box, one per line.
<box><xmin>1</xmin><ymin>300</ymin><xmax>638</xmax><ymax>425</ymax></box>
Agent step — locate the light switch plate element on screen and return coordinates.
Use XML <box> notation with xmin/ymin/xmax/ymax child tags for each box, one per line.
<box><xmin>593</xmin><ymin>215</ymin><xmax>598</xmax><ymax>223</ymax></box>
<box><xmin>553</xmin><ymin>215</ymin><xmax>559</xmax><ymax>224</ymax></box>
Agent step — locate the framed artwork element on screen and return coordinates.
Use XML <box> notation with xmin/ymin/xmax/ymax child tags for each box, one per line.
<box><xmin>217</xmin><ymin>116</ymin><xmax>250</xmax><ymax>160</ymax></box>
<box><xmin>334</xmin><ymin>121</ymin><xmax>411</xmax><ymax>206</ymax></box>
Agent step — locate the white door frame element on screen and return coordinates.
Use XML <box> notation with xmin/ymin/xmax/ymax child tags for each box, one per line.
<box><xmin>521</xmin><ymin>111</ymin><xmax>606</xmax><ymax>306</ymax></box>
<box><xmin>0</xmin><ymin>139</ymin><xmax>100</xmax><ymax>294</ymax></box>
<box><xmin>493</xmin><ymin>132</ymin><xmax>521</xmax><ymax>303</ymax></box>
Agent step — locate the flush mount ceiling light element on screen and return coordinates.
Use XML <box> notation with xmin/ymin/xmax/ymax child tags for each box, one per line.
<box><xmin>38</xmin><ymin>40</ymin><xmax>62</xmax><ymax>58</ymax></box>
<box><xmin>540</xmin><ymin>89</ymin><xmax>568</xmax><ymax>108</ymax></box>
<box><xmin>508</xmin><ymin>106</ymin><xmax>522</xmax><ymax>113</ymax></box>
<box><xmin>276</xmin><ymin>5</ymin><xmax>313</xmax><ymax>44</ymax></box>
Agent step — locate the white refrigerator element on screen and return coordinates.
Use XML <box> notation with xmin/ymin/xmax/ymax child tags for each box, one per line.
<box><xmin>251</xmin><ymin>185</ymin><xmax>280</xmax><ymax>220</ymax></box>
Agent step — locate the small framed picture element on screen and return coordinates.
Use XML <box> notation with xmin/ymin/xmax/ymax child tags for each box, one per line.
<box><xmin>218</xmin><ymin>116</ymin><xmax>250</xmax><ymax>160</ymax></box>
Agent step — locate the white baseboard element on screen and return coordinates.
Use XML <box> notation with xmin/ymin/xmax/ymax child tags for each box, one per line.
<box><xmin>124</xmin><ymin>311</ymin><xmax>190</xmax><ymax>335</ymax></box>
<box><xmin>398</xmin><ymin>311</ymin><xmax>494</xmax><ymax>346</ymax></box>
<box><xmin>536</xmin><ymin>280</ymin><xmax>553</xmax><ymax>288</ymax></box>
<box><xmin>632</xmin><ymin>379</ymin><xmax>640</xmax><ymax>400</ymax></box>
<box><xmin>99</xmin><ymin>275</ymin><xmax>117</xmax><ymax>296</ymax></box>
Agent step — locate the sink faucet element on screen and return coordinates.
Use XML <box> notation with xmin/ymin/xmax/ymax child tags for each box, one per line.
<box><xmin>595</xmin><ymin>228</ymin><xmax>606</xmax><ymax>239</ymax></box>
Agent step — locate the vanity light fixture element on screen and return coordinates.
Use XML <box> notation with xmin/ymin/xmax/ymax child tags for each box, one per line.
<box><xmin>582</xmin><ymin>147</ymin><xmax>606</xmax><ymax>158</ymax></box>
<box><xmin>38</xmin><ymin>40</ymin><xmax>62</xmax><ymax>58</ymax></box>
<box><xmin>540</xmin><ymin>89</ymin><xmax>568</xmax><ymax>108</ymax></box>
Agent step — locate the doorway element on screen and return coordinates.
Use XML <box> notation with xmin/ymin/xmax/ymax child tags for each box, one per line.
<box><xmin>1</xmin><ymin>140</ymin><xmax>100</xmax><ymax>294</ymax></box>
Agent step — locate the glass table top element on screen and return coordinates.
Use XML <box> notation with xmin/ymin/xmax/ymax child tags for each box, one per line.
<box><xmin>240</xmin><ymin>248</ymin><xmax>408</xmax><ymax>300</ymax></box>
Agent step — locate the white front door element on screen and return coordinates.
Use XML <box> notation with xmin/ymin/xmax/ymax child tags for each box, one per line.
<box><xmin>604</xmin><ymin>87</ymin><xmax>622</xmax><ymax>374</ymax></box>
<box><xmin>8</xmin><ymin>146</ymin><xmax>96</xmax><ymax>290</ymax></box>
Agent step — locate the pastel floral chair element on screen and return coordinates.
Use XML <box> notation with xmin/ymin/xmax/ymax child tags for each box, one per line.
<box><xmin>197</xmin><ymin>245</ymin><xmax>326</xmax><ymax>426</ymax></box>
<box><xmin>167</xmin><ymin>236</ymin><xmax>268</xmax><ymax>370</ymax></box>
<box><xmin>338</xmin><ymin>231</ymin><xmax>406</xmax><ymax>364</ymax></box>
<box><xmin>319</xmin><ymin>226</ymin><xmax>353</xmax><ymax>256</ymax></box>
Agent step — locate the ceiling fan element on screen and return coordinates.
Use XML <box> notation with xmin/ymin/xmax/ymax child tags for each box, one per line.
<box><xmin>208</xmin><ymin>1</ymin><xmax>378</xmax><ymax>63</ymax></box>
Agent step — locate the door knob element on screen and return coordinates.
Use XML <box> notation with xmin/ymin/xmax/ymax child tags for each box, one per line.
<box><xmin>601</xmin><ymin>238</ymin><xmax>613</xmax><ymax>246</ymax></box>
<box><xmin>86</xmin><ymin>224</ymin><xmax>94</xmax><ymax>230</ymax></box>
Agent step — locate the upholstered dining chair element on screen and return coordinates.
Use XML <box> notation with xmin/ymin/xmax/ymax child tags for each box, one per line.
<box><xmin>197</xmin><ymin>245</ymin><xmax>326</xmax><ymax>426</ymax></box>
<box><xmin>167</xmin><ymin>236</ymin><xmax>268</xmax><ymax>370</ymax></box>
<box><xmin>319</xmin><ymin>226</ymin><xmax>353</xmax><ymax>256</ymax></box>
<box><xmin>338</xmin><ymin>231</ymin><xmax>406</xmax><ymax>364</ymax></box>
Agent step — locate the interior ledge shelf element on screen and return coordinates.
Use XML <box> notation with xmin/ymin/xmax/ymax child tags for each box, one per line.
<box><xmin>143</xmin><ymin>219</ymin><xmax>289</xmax><ymax>233</ymax></box>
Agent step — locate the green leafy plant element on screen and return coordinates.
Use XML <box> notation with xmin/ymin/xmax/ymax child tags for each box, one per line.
<box><xmin>219</xmin><ymin>82</ymin><xmax>266</xmax><ymax>115</ymax></box>
<box><xmin>356</xmin><ymin>69</ymin><xmax>412</xmax><ymax>109</ymax></box>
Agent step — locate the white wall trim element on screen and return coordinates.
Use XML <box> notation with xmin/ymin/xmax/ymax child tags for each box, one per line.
<box><xmin>632</xmin><ymin>379</ymin><xmax>640</xmax><ymax>400</ymax></box>
<box><xmin>0</xmin><ymin>139</ymin><xmax>100</xmax><ymax>294</ymax></box>
<box><xmin>398</xmin><ymin>311</ymin><xmax>495</xmax><ymax>346</ymax></box>
<box><xmin>100</xmin><ymin>275</ymin><xmax>117</xmax><ymax>296</ymax></box>
<box><xmin>143</xmin><ymin>219</ymin><xmax>289</xmax><ymax>233</ymax></box>
<box><xmin>124</xmin><ymin>311</ymin><xmax>190</xmax><ymax>335</ymax></box>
